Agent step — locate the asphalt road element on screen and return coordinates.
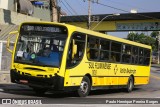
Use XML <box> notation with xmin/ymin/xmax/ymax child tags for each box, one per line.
<box><xmin>0</xmin><ymin>66</ymin><xmax>160</xmax><ymax>107</ymax></box>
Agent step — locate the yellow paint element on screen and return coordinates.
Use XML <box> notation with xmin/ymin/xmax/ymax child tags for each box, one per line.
<box><xmin>134</xmin><ymin>77</ymin><xmax>149</xmax><ymax>85</ymax></box>
<box><xmin>9</xmin><ymin>21</ymin><xmax>151</xmax><ymax>89</ymax></box>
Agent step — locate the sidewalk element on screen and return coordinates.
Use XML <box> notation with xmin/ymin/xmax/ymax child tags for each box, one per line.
<box><xmin>0</xmin><ymin>71</ymin><xmax>32</xmax><ymax>91</ymax></box>
<box><xmin>0</xmin><ymin>71</ymin><xmax>10</xmax><ymax>83</ymax></box>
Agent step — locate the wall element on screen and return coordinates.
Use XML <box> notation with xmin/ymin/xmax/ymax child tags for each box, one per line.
<box><xmin>0</xmin><ymin>42</ymin><xmax>13</xmax><ymax>71</ymax></box>
<box><xmin>0</xmin><ymin>8</ymin><xmax>41</xmax><ymax>25</ymax></box>
<box><xmin>0</xmin><ymin>0</ymin><xmax>9</xmax><ymax>10</ymax></box>
<box><xmin>0</xmin><ymin>0</ymin><xmax>51</xmax><ymax>22</ymax></box>
<box><xmin>8</xmin><ymin>0</ymin><xmax>14</xmax><ymax>11</ymax></box>
<box><xmin>32</xmin><ymin>6</ymin><xmax>51</xmax><ymax>21</ymax></box>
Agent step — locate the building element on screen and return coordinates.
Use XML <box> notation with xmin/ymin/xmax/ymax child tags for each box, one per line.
<box><xmin>0</xmin><ymin>0</ymin><xmax>51</xmax><ymax>21</ymax></box>
<box><xmin>0</xmin><ymin>0</ymin><xmax>50</xmax><ymax>71</ymax></box>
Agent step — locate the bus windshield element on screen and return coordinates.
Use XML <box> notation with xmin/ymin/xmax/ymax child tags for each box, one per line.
<box><xmin>14</xmin><ymin>24</ymin><xmax>68</xmax><ymax>67</ymax></box>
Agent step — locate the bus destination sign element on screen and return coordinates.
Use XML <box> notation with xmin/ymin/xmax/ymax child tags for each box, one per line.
<box><xmin>22</xmin><ymin>25</ymin><xmax>62</xmax><ymax>33</ymax></box>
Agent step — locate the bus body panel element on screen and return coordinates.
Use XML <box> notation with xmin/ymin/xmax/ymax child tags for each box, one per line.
<box><xmin>9</xmin><ymin>21</ymin><xmax>151</xmax><ymax>94</ymax></box>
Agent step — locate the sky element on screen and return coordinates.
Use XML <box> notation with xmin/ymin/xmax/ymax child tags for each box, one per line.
<box><xmin>59</xmin><ymin>0</ymin><xmax>160</xmax><ymax>38</ymax></box>
<box><xmin>59</xmin><ymin>0</ymin><xmax>160</xmax><ymax>15</ymax></box>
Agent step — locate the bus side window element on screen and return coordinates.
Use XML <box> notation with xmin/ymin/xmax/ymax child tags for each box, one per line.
<box><xmin>110</xmin><ymin>52</ymin><xmax>121</xmax><ymax>62</ymax></box>
<box><xmin>111</xmin><ymin>53</ymin><xmax>116</xmax><ymax>62</ymax></box>
<box><xmin>122</xmin><ymin>44</ymin><xmax>131</xmax><ymax>63</ymax></box>
<box><xmin>87</xmin><ymin>36</ymin><xmax>99</xmax><ymax>60</ymax></box>
<box><xmin>138</xmin><ymin>48</ymin><xmax>144</xmax><ymax>65</ymax></box>
<box><xmin>110</xmin><ymin>42</ymin><xmax>121</xmax><ymax>62</ymax></box>
<box><xmin>67</xmin><ymin>33</ymin><xmax>86</xmax><ymax>68</ymax></box>
<box><xmin>100</xmin><ymin>39</ymin><xmax>110</xmax><ymax>61</ymax></box>
<box><xmin>143</xmin><ymin>49</ymin><xmax>151</xmax><ymax>65</ymax></box>
<box><xmin>132</xmin><ymin>47</ymin><xmax>139</xmax><ymax>64</ymax></box>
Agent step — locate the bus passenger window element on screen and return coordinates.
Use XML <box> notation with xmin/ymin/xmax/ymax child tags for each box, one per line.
<box><xmin>132</xmin><ymin>47</ymin><xmax>139</xmax><ymax>64</ymax></box>
<box><xmin>100</xmin><ymin>39</ymin><xmax>110</xmax><ymax>61</ymax></box>
<box><xmin>100</xmin><ymin>39</ymin><xmax>110</xmax><ymax>50</ymax></box>
<box><xmin>138</xmin><ymin>48</ymin><xmax>144</xmax><ymax>65</ymax></box>
<box><xmin>110</xmin><ymin>52</ymin><xmax>120</xmax><ymax>62</ymax></box>
<box><xmin>111</xmin><ymin>54</ymin><xmax>116</xmax><ymax>62</ymax></box>
<box><xmin>87</xmin><ymin>36</ymin><xmax>99</xmax><ymax>60</ymax></box>
<box><xmin>144</xmin><ymin>57</ymin><xmax>150</xmax><ymax>65</ymax></box>
<box><xmin>110</xmin><ymin>41</ymin><xmax>121</xmax><ymax>62</ymax></box>
<box><xmin>144</xmin><ymin>49</ymin><xmax>151</xmax><ymax>57</ymax></box>
<box><xmin>89</xmin><ymin>49</ymin><xmax>99</xmax><ymax>60</ymax></box>
<box><xmin>139</xmin><ymin>48</ymin><xmax>144</xmax><ymax>56</ymax></box>
<box><xmin>122</xmin><ymin>54</ymin><xmax>131</xmax><ymax>63</ymax></box>
<box><xmin>100</xmin><ymin>51</ymin><xmax>109</xmax><ymax>61</ymax></box>
<box><xmin>122</xmin><ymin>44</ymin><xmax>131</xmax><ymax>63</ymax></box>
<box><xmin>139</xmin><ymin>57</ymin><xmax>144</xmax><ymax>64</ymax></box>
<box><xmin>143</xmin><ymin>49</ymin><xmax>151</xmax><ymax>65</ymax></box>
<box><xmin>132</xmin><ymin>55</ymin><xmax>138</xmax><ymax>64</ymax></box>
<box><xmin>111</xmin><ymin>42</ymin><xmax>121</xmax><ymax>52</ymax></box>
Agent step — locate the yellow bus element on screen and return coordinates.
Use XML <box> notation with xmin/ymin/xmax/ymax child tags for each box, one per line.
<box><xmin>7</xmin><ymin>22</ymin><xmax>151</xmax><ymax>97</ymax></box>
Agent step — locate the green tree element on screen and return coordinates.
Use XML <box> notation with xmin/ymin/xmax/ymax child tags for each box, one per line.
<box><xmin>150</xmin><ymin>31</ymin><xmax>159</xmax><ymax>51</ymax></box>
<box><xmin>150</xmin><ymin>31</ymin><xmax>159</xmax><ymax>38</ymax></box>
<box><xmin>127</xmin><ymin>32</ymin><xmax>156</xmax><ymax>51</ymax></box>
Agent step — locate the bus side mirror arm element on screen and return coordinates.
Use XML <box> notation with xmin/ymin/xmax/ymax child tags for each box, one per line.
<box><xmin>72</xmin><ymin>39</ymin><xmax>77</xmax><ymax>59</ymax></box>
<box><xmin>7</xmin><ymin>37</ymin><xmax>12</xmax><ymax>53</ymax></box>
<box><xmin>7</xmin><ymin>31</ymin><xmax>18</xmax><ymax>54</ymax></box>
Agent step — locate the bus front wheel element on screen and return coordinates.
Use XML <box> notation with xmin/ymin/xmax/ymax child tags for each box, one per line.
<box><xmin>77</xmin><ymin>76</ymin><xmax>91</xmax><ymax>97</ymax></box>
<box><xmin>127</xmin><ymin>76</ymin><xmax>134</xmax><ymax>92</ymax></box>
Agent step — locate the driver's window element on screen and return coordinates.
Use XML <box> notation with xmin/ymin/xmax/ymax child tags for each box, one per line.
<box><xmin>67</xmin><ymin>33</ymin><xmax>86</xmax><ymax>68</ymax></box>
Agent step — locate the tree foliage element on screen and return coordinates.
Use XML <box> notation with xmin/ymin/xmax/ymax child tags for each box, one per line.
<box><xmin>150</xmin><ymin>31</ymin><xmax>159</xmax><ymax>38</ymax></box>
<box><xmin>127</xmin><ymin>32</ymin><xmax>157</xmax><ymax>51</ymax></box>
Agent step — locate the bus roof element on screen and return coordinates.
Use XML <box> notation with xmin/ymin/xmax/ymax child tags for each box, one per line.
<box><xmin>20</xmin><ymin>21</ymin><xmax>151</xmax><ymax>49</ymax></box>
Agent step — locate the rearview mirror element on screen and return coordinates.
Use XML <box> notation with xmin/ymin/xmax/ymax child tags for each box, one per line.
<box><xmin>7</xmin><ymin>31</ymin><xmax>18</xmax><ymax>53</ymax></box>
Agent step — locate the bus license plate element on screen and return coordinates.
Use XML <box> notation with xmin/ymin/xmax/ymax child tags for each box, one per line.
<box><xmin>19</xmin><ymin>80</ymin><xmax>28</xmax><ymax>84</ymax></box>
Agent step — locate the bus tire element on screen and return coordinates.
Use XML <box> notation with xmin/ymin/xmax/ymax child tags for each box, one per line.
<box><xmin>77</xmin><ymin>76</ymin><xmax>91</xmax><ymax>97</ymax></box>
<box><xmin>127</xmin><ymin>76</ymin><xmax>134</xmax><ymax>92</ymax></box>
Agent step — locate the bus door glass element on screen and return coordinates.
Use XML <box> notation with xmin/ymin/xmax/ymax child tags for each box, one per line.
<box><xmin>67</xmin><ymin>33</ymin><xmax>86</xmax><ymax>68</ymax></box>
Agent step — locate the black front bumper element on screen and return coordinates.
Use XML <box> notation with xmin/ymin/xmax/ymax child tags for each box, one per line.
<box><xmin>10</xmin><ymin>69</ymin><xmax>64</xmax><ymax>90</ymax></box>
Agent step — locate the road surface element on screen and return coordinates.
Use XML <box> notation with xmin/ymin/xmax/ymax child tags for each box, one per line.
<box><xmin>0</xmin><ymin>66</ymin><xmax>160</xmax><ymax>106</ymax></box>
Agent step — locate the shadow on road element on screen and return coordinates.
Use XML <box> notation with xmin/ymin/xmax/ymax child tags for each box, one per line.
<box><xmin>0</xmin><ymin>84</ymin><xmax>142</xmax><ymax>98</ymax></box>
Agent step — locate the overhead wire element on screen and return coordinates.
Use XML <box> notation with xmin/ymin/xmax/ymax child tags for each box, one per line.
<box><xmin>96</xmin><ymin>2</ymin><xmax>160</xmax><ymax>20</ymax></box>
<box><xmin>61</xmin><ymin>0</ymin><xmax>87</xmax><ymax>22</ymax></box>
<box><xmin>60</xmin><ymin>1</ymin><xmax>77</xmax><ymax>22</ymax></box>
<box><xmin>61</xmin><ymin>0</ymin><xmax>81</xmax><ymax>22</ymax></box>
<box><xmin>77</xmin><ymin>0</ymin><xmax>88</xmax><ymax>15</ymax></box>
<box><xmin>61</xmin><ymin>1</ymin><xmax>74</xmax><ymax>16</ymax></box>
<box><xmin>60</xmin><ymin>0</ymin><xmax>160</xmax><ymax>25</ymax></box>
<box><xmin>106</xmin><ymin>0</ymin><xmax>151</xmax><ymax>12</ymax></box>
<box><xmin>63</xmin><ymin>0</ymin><xmax>78</xmax><ymax>15</ymax></box>
<box><xmin>80</xmin><ymin>0</ymin><xmax>103</xmax><ymax>22</ymax></box>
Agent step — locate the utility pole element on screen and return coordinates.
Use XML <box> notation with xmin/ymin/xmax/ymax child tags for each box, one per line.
<box><xmin>88</xmin><ymin>0</ymin><xmax>91</xmax><ymax>29</ymax></box>
<box><xmin>157</xmin><ymin>32</ymin><xmax>160</xmax><ymax>64</ymax></box>
<box><xmin>50</xmin><ymin>0</ymin><xmax>60</xmax><ymax>22</ymax></box>
<box><xmin>85</xmin><ymin>0</ymin><xmax>98</xmax><ymax>29</ymax></box>
<box><xmin>14</xmin><ymin>0</ymin><xmax>19</xmax><ymax>12</ymax></box>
